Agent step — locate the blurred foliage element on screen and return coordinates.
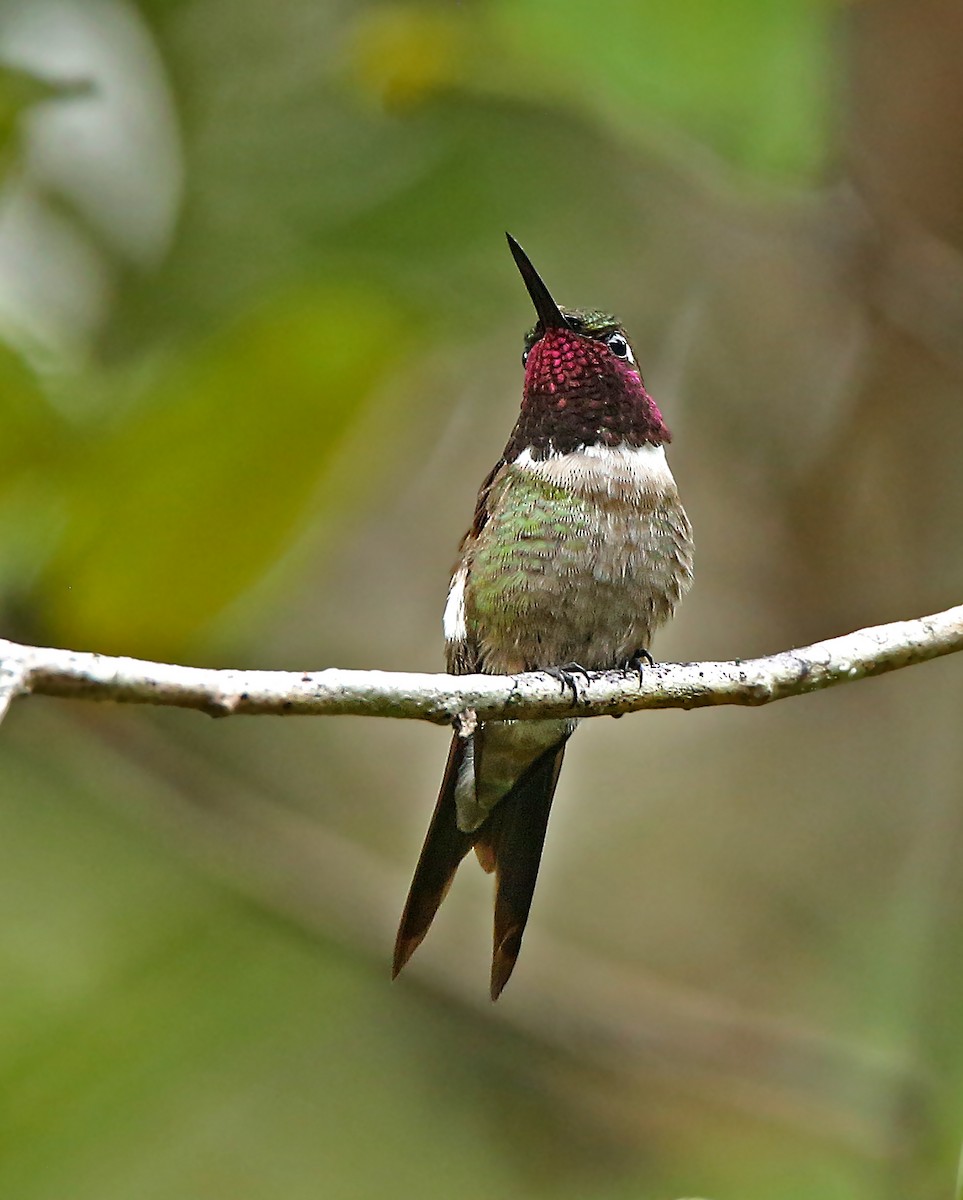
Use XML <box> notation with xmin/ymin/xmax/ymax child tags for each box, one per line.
<box><xmin>42</xmin><ymin>287</ymin><xmax>410</xmax><ymax>654</ymax></box>
<box><xmin>486</xmin><ymin>0</ymin><xmax>833</xmax><ymax>180</ymax></box>
<box><xmin>0</xmin><ymin>0</ymin><xmax>962</xmax><ymax>1198</ymax></box>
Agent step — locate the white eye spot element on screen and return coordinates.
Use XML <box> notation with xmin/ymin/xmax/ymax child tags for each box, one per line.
<box><xmin>522</xmin><ymin>347</ymin><xmax>530</xmax><ymax>366</ymax></box>
<box><xmin>605</xmin><ymin>332</ymin><xmax>634</xmax><ymax>363</ymax></box>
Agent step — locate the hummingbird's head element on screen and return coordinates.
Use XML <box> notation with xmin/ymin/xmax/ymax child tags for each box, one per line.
<box><xmin>505</xmin><ymin>234</ymin><xmax>670</xmax><ymax>460</ymax></box>
<box><xmin>521</xmin><ymin>308</ymin><xmax>637</xmax><ymax>370</ymax></box>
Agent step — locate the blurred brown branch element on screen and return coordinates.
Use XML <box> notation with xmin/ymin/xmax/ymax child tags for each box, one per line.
<box><xmin>1</xmin><ymin>602</ymin><xmax>962</xmax><ymax>726</ymax></box>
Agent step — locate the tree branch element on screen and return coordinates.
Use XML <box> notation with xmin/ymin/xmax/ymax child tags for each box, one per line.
<box><xmin>0</xmin><ymin>603</ymin><xmax>961</xmax><ymax>726</ymax></box>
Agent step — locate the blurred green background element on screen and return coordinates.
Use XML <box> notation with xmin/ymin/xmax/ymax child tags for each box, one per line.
<box><xmin>1</xmin><ymin>0</ymin><xmax>962</xmax><ymax>1196</ymax></box>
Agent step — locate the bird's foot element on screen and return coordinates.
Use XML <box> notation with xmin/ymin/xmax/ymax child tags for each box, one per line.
<box><xmin>622</xmin><ymin>648</ymin><xmax>654</xmax><ymax>686</ymax></box>
<box><xmin>453</xmin><ymin>708</ymin><xmax>478</xmax><ymax>740</ymax></box>
<box><xmin>545</xmin><ymin>662</ymin><xmax>592</xmax><ymax>703</ymax></box>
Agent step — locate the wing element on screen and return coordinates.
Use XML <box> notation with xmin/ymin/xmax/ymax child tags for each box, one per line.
<box><xmin>394</xmin><ymin>477</ymin><xmax>496</xmax><ymax>980</ymax></box>
<box><xmin>396</xmin><ymin>458</ymin><xmax>559</xmax><ymax>996</ymax></box>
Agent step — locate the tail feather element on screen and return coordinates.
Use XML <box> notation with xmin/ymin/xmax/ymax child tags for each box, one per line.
<box><xmin>394</xmin><ymin>732</ymin><xmax>568</xmax><ymax>1000</ymax></box>
<box><xmin>392</xmin><ymin>734</ymin><xmax>475</xmax><ymax>979</ymax></box>
<box><xmin>475</xmin><ymin>741</ymin><xmax>567</xmax><ymax>1000</ymax></box>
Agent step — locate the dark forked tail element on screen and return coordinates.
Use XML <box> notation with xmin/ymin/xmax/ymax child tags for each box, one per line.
<box><xmin>393</xmin><ymin>734</ymin><xmax>568</xmax><ymax>1000</ymax></box>
<box><xmin>392</xmin><ymin>735</ymin><xmax>475</xmax><ymax>980</ymax></box>
<box><xmin>474</xmin><ymin>741</ymin><xmax>567</xmax><ymax>998</ymax></box>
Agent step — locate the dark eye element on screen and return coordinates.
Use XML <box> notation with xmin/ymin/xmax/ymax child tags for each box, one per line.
<box><xmin>605</xmin><ymin>332</ymin><xmax>630</xmax><ymax>359</ymax></box>
<box><xmin>522</xmin><ymin>347</ymin><xmax>530</xmax><ymax>366</ymax></box>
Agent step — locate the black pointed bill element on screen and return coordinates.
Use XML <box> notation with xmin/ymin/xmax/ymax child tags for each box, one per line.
<box><xmin>506</xmin><ymin>233</ymin><xmax>569</xmax><ymax>331</ymax></box>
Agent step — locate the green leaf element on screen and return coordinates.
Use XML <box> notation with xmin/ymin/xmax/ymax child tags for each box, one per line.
<box><xmin>40</xmin><ymin>286</ymin><xmax>409</xmax><ymax>656</ymax></box>
<box><xmin>0</xmin><ymin>345</ymin><xmax>72</xmax><ymax>598</ymax></box>
<box><xmin>488</xmin><ymin>0</ymin><xmax>833</xmax><ymax>182</ymax></box>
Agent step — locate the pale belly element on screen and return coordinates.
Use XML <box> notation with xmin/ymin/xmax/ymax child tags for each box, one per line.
<box><xmin>466</xmin><ymin>463</ymin><xmax>692</xmax><ymax>673</ymax></box>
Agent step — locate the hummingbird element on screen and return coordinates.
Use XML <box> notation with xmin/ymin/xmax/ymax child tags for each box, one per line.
<box><xmin>393</xmin><ymin>234</ymin><xmax>693</xmax><ymax>1000</ymax></box>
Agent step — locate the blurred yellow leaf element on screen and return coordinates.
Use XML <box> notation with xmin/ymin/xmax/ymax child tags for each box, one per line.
<box><xmin>350</xmin><ymin>5</ymin><xmax>468</xmax><ymax>110</ymax></box>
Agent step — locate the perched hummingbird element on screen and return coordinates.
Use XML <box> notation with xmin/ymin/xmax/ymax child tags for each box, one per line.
<box><xmin>393</xmin><ymin>235</ymin><xmax>693</xmax><ymax>999</ymax></box>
